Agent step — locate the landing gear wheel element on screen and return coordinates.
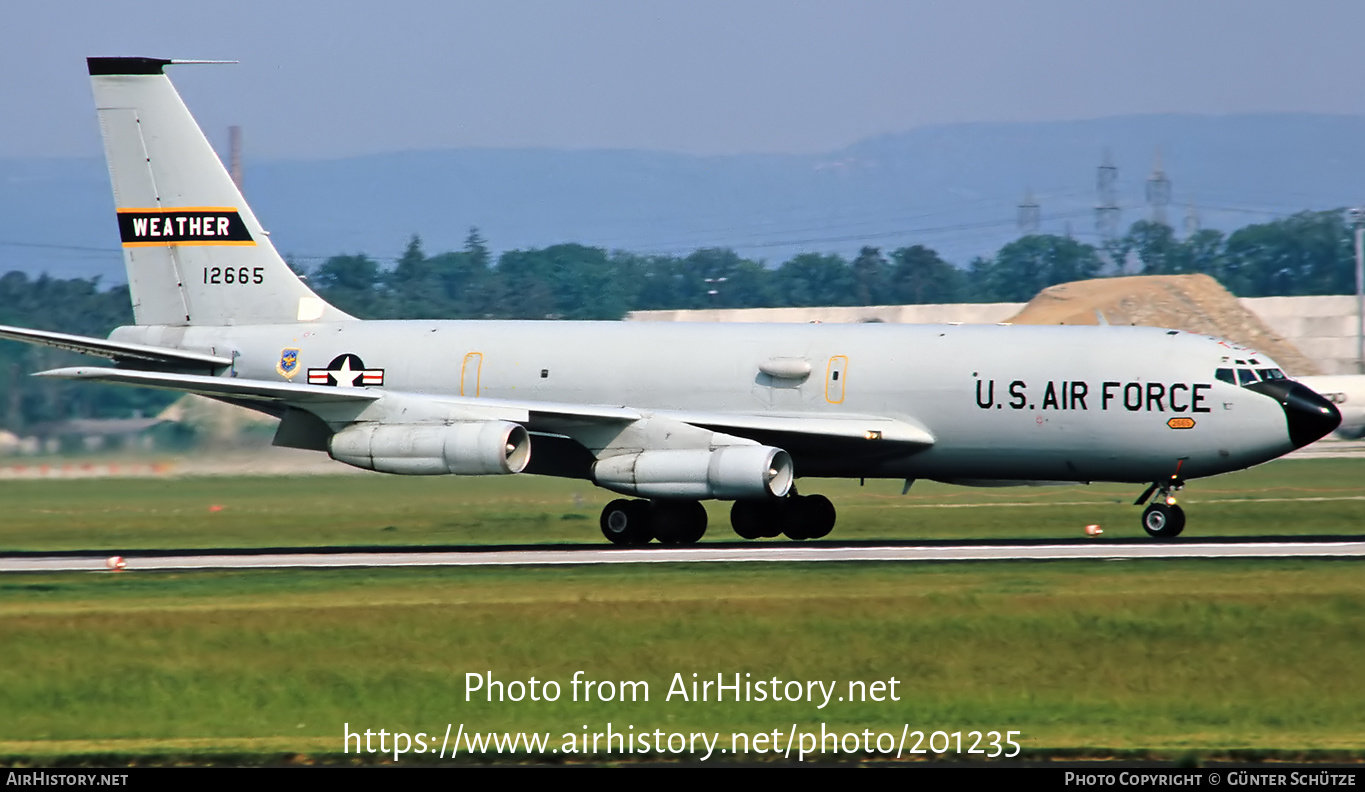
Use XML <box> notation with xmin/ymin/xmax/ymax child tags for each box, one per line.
<box><xmin>780</xmin><ymin>494</ymin><xmax>837</xmax><ymax>540</ymax></box>
<box><xmin>730</xmin><ymin>500</ymin><xmax>764</xmax><ymax>540</ymax></box>
<box><xmin>600</xmin><ymin>499</ymin><xmax>653</xmax><ymax>545</ymax></box>
<box><xmin>783</xmin><ymin>495</ymin><xmax>812</xmax><ymax>540</ymax></box>
<box><xmin>731</xmin><ymin>495</ymin><xmax>837</xmax><ymax>541</ymax></box>
<box><xmin>731</xmin><ymin>499</ymin><xmax>787</xmax><ymax>539</ymax></box>
<box><xmin>756</xmin><ymin>500</ymin><xmax>786</xmax><ymax>538</ymax></box>
<box><xmin>798</xmin><ymin>494</ymin><xmax>836</xmax><ymax>540</ymax></box>
<box><xmin>651</xmin><ymin>500</ymin><xmax>708</xmax><ymax>545</ymax></box>
<box><xmin>1141</xmin><ymin>502</ymin><xmax>1185</xmax><ymax>539</ymax></box>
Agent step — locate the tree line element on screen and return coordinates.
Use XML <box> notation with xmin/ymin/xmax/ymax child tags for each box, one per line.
<box><xmin>306</xmin><ymin>211</ymin><xmax>1363</xmax><ymax>320</ymax></box>
<box><xmin>0</xmin><ymin>209</ymin><xmax>1359</xmax><ymax>430</ymax></box>
<box><xmin>0</xmin><ymin>274</ymin><xmax>170</xmax><ymax>434</ymax></box>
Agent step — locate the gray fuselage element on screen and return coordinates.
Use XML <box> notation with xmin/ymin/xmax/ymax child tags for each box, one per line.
<box><xmin>115</xmin><ymin>320</ymin><xmax>1304</xmax><ymax>485</ymax></box>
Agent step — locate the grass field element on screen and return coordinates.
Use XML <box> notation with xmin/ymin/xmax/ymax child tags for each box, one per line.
<box><xmin>0</xmin><ymin>458</ymin><xmax>1363</xmax><ymax>764</ymax></box>
<box><xmin>2</xmin><ymin>457</ymin><xmax>1364</xmax><ymax>551</ymax></box>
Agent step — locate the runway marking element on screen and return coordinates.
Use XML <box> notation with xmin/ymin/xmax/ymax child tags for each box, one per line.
<box><xmin>877</xmin><ymin>495</ymin><xmax>1365</xmax><ymax>509</ymax></box>
<box><xmin>4</xmin><ymin>541</ymin><xmax>1365</xmax><ymax>573</ymax></box>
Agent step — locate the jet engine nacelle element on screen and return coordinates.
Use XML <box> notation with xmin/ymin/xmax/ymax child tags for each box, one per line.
<box><xmin>592</xmin><ymin>445</ymin><xmax>794</xmax><ymax>500</ymax></box>
<box><xmin>329</xmin><ymin>421</ymin><xmax>531</xmax><ymax>475</ymax></box>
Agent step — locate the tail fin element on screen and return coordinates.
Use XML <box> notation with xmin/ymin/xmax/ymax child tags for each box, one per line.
<box><xmin>88</xmin><ymin>57</ymin><xmax>353</xmax><ymax>326</ymax></box>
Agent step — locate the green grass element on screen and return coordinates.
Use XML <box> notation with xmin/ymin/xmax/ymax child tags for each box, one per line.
<box><xmin>0</xmin><ymin>561</ymin><xmax>1363</xmax><ymax>760</ymax></box>
<box><xmin>1</xmin><ymin>457</ymin><xmax>1363</xmax><ymax>763</ymax></box>
<box><xmin>1</xmin><ymin>457</ymin><xmax>1363</xmax><ymax>552</ymax></box>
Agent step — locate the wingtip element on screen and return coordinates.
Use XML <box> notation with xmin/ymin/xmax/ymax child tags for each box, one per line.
<box><xmin>32</xmin><ymin>367</ymin><xmax>92</xmax><ymax>379</ymax></box>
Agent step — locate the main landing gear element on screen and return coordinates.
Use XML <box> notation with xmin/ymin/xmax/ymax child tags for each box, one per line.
<box><xmin>598</xmin><ymin>491</ymin><xmax>839</xmax><ymax>545</ymax></box>
<box><xmin>600</xmin><ymin>498</ymin><xmax>708</xmax><ymax>546</ymax></box>
<box><xmin>1133</xmin><ymin>479</ymin><xmax>1186</xmax><ymax>539</ymax></box>
<box><xmin>729</xmin><ymin>492</ymin><xmax>836</xmax><ymax>541</ymax></box>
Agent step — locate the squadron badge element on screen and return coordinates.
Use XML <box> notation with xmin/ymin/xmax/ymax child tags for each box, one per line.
<box><xmin>277</xmin><ymin>348</ymin><xmax>301</xmax><ymax>379</ymax></box>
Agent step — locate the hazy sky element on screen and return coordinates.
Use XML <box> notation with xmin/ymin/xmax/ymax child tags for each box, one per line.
<box><xmin>5</xmin><ymin>1</ymin><xmax>1365</xmax><ymax>159</ymax></box>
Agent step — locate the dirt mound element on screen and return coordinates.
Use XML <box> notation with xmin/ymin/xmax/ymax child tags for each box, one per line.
<box><xmin>1007</xmin><ymin>274</ymin><xmax>1320</xmax><ymax>375</ymax></box>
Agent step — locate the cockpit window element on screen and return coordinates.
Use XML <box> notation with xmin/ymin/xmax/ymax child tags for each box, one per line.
<box><xmin>1216</xmin><ymin>366</ymin><xmax>1288</xmax><ymax>388</ymax></box>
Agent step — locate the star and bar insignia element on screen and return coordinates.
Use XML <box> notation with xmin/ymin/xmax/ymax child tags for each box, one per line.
<box><xmin>307</xmin><ymin>353</ymin><xmax>384</xmax><ymax>387</ymax></box>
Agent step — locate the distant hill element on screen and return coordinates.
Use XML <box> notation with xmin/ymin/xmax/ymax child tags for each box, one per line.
<box><xmin>5</xmin><ymin>113</ymin><xmax>1365</xmax><ymax>281</ymax></box>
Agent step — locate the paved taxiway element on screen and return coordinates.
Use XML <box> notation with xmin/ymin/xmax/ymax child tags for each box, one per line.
<box><xmin>3</xmin><ymin>540</ymin><xmax>1364</xmax><ymax>573</ymax></box>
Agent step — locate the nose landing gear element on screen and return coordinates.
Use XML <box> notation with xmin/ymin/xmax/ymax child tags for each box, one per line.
<box><xmin>1134</xmin><ymin>480</ymin><xmax>1186</xmax><ymax>539</ymax></box>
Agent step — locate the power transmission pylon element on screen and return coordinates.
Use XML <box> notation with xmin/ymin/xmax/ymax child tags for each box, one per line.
<box><xmin>1017</xmin><ymin>189</ymin><xmax>1040</xmax><ymax>235</ymax></box>
<box><xmin>1184</xmin><ymin>202</ymin><xmax>1200</xmax><ymax>238</ymax></box>
<box><xmin>1096</xmin><ymin>150</ymin><xmax>1120</xmax><ymax>241</ymax></box>
<box><xmin>1146</xmin><ymin>148</ymin><xmax>1172</xmax><ymax>227</ymax></box>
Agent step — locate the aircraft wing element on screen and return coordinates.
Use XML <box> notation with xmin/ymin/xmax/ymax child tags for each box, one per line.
<box><xmin>661</xmin><ymin>410</ymin><xmax>935</xmax><ymax>447</ymax></box>
<box><xmin>36</xmin><ymin>367</ymin><xmax>653</xmax><ymax>435</ymax></box>
<box><xmin>0</xmin><ymin>324</ymin><xmax>232</xmax><ymax>371</ymax></box>
<box><xmin>35</xmin><ymin>367</ymin><xmax>382</xmax><ymax>406</ymax></box>
<box><xmin>36</xmin><ymin>366</ymin><xmax>934</xmax><ymax>449</ymax></box>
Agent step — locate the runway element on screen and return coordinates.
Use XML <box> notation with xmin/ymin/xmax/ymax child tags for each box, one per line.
<box><xmin>4</xmin><ymin>539</ymin><xmax>1365</xmax><ymax>573</ymax></box>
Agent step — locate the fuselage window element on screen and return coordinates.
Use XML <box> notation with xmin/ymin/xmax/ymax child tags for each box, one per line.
<box><xmin>1257</xmin><ymin>368</ymin><xmax>1285</xmax><ymax>381</ymax></box>
<box><xmin>1237</xmin><ymin>368</ymin><xmax>1258</xmax><ymax>386</ymax></box>
<box><xmin>1215</xmin><ymin>368</ymin><xmax>1235</xmax><ymax>385</ymax></box>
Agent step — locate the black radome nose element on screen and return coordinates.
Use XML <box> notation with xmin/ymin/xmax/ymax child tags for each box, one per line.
<box><xmin>1247</xmin><ymin>379</ymin><xmax>1343</xmax><ymax>448</ymax></box>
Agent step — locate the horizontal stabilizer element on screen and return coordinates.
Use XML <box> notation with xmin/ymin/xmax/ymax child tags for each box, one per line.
<box><xmin>0</xmin><ymin>324</ymin><xmax>232</xmax><ymax>370</ymax></box>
